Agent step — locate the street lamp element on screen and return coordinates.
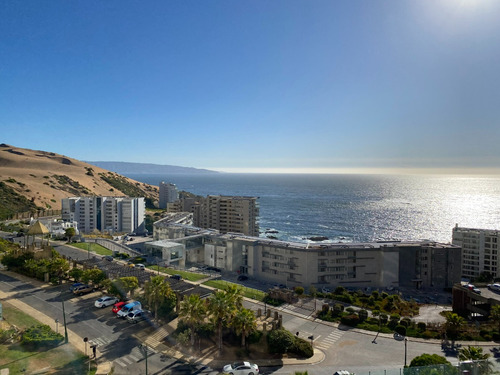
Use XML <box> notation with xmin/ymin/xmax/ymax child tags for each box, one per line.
<box><xmin>140</xmin><ymin>344</ymin><xmax>149</xmax><ymax>375</ymax></box>
<box><xmin>60</xmin><ymin>292</ymin><xmax>69</xmax><ymax>344</ymax></box>
<box><xmin>404</xmin><ymin>337</ymin><xmax>408</xmax><ymax>367</ymax></box>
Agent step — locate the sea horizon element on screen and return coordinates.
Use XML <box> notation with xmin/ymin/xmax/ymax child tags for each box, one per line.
<box><xmin>125</xmin><ymin>172</ymin><xmax>500</xmax><ymax>245</ymax></box>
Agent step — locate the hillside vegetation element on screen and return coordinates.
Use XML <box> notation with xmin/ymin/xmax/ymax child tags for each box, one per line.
<box><xmin>0</xmin><ymin>144</ymin><xmax>159</xmax><ymax>219</ymax></box>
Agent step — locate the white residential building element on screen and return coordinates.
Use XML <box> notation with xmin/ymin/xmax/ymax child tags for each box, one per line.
<box><xmin>452</xmin><ymin>225</ymin><xmax>500</xmax><ymax>279</ymax></box>
<box><xmin>62</xmin><ymin>196</ymin><xmax>145</xmax><ymax>234</ymax></box>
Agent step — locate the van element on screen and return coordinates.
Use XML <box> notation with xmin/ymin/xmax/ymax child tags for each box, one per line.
<box><xmin>116</xmin><ymin>301</ymin><xmax>142</xmax><ymax>318</ymax></box>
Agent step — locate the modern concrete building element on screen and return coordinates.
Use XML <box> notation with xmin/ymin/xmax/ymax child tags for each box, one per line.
<box><xmin>62</xmin><ymin>196</ymin><xmax>146</xmax><ymax>235</ymax></box>
<box><xmin>159</xmin><ymin>182</ymin><xmax>179</xmax><ymax>209</ymax></box>
<box><xmin>201</xmin><ymin>195</ymin><xmax>259</xmax><ymax>237</ymax></box>
<box><xmin>144</xmin><ymin>240</ymin><xmax>185</xmax><ymax>268</ymax></box>
<box><xmin>152</xmin><ymin>218</ymin><xmax>461</xmax><ymax>291</ymax></box>
<box><xmin>452</xmin><ymin>225</ymin><xmax>500</xmax><ymax>279</ymax></box>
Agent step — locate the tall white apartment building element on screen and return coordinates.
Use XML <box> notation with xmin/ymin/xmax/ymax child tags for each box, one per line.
<box><xmin>159</xmin><ymin>182</ymin><xmax>179</xmax><ymax>209</ymax></box>
<box><xmin>452</xmin><ymin>225</ymin><xmax>500</xmax><ymax>279</ymax></box>
<box><xmin>202</xmin><ymin>195</ymin><xmax>259</xmax><ymax>237</ymax></box>
<box><xmin>62</xmin><ymin>196</ymin><xmax>145</xmax><ymax>234</ymax></box>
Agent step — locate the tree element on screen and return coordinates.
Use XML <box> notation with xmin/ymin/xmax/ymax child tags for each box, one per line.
<box><xmin>459</xmin><ymin>346</ymin><xmax>492</xmax><ymax>373</ymax></box>
<box><xmin>490</xmin><ymin>305</ymin><xmax>500</xmax><ymax>333</ymax></box>
<box><xmin>144</xmin><ymin>275</ymin><xmax>171</xmax><ymax>322</ymax></box>
<box><xmin>65</xmin><ymin>227</ymin><xmax>76</xmax><ymax>243</ymax></box>
<box><xmin>207</xmin><ymin>286</ymin><xmax>243</xmax><ymax>355</ymax></box>
<box><xmin>410</xmin><ymin>353</ymin><xmax>451</xmax><ymax>366</ymax></box>
<box><xmin>82</xmin><ymin>268</ymin><xmax>106</xmax><ymax>286</ymax></box>
<box><xmin>444</xmin><ymin>312</ymin><xmax>465</xmax><ymax>339</ymax></box>
<box><xmin>179</xmin><ymin>294</ymin><xmax>206</xmax><ymax>347</ymax></box>
<box><xmin>119</xmin><ymin>276</ymin><xmax>139</xmax><ymax>297</ymax></box>
<box><xmin>232</xmin><ymin>308</ymin><xmax>257</xmax><ymax>347</ymax></box>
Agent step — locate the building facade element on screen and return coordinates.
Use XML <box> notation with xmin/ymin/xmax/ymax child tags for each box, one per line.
<box><xmin>452</xmin><ymin>225</ymin><xmax>500</xmax><ymax>279</ymax></box>
<box><xmin>201</xmin><ymin>195</ymin><xmax>259</xmax><ymax>237</ymax></box>
<box><xmin>159</xmin><ymin>182</ymin><xmax>179</xmax><ymax>209</ymax></box>
<box><xmin>62</xmin><ymin>196</ymin><xmax>146</xmax><ymax>234</ymax></box>
<box><xmin>152</xmin><ymin>218</ymin><xmax>461</xmax><ymax>291</ymax></box>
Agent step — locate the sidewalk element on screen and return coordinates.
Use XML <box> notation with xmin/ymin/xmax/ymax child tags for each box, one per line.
<box><xmin>0</xmin><ymin>271</ymin><xmax>113</xmax><ymax>375</ymax></box>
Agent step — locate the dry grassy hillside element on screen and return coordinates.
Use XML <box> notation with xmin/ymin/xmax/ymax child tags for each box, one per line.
<box><xmin>0</xmin><ymin>144</ymin><xmax>158</xmax><ymax>216</ymax></box>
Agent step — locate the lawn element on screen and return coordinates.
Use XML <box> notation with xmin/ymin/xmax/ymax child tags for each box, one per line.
<box><xmin>0</xmin><ymin>302</ymin><xmax>95</xmax><ymax>374</ymax></box>
<box><xmin>203</xmin><ymin>280</ymin><xmax>266</xmax><ymax>301</ymax></box>
<box><xmin>71</xmin><ymin>242</ymin><xmax>113</xmax><ymax>256</ymax></box>
<box><xmin>149</xmin><ymin>266</ymin><xmax>208</xmax><ymax>282</ymax></box>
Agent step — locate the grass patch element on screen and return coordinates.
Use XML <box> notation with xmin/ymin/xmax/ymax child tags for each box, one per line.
<box><xmin>0</xmin><ymin>303</ymin><xmax>95</xmax><ymax>374</ymax></box>
<box><xmin>70</xmin><ymin>242</ymin><xmax>112</xmax><ymax>256</ymax></box>
<box><xmin>203</xmin><ymin>280</ymin><xmax>266</xmax><ymax>301</ymax></box>
<box><xmin>150</xmin><ymin>266</ymin><xmax>207</xmax><ymax>282</ymax></box>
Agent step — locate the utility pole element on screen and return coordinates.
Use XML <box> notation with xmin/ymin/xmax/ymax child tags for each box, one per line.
<box><xmin>60</xmin><ymin>292</ymin><xmax>69</xmax><ymax>344</ymax></box>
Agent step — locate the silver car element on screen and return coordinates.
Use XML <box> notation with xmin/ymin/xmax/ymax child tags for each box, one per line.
<box><xmin>94</xmin><ymin>296</ymin><xmax>119</xmax><ymax>308</ymax></box>
<box><xmin>222</xmin><ymin>361</ymin><xmax>259</xmax><ymax>375</ymax></box>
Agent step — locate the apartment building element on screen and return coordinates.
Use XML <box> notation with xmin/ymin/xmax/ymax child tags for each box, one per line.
<box><xmin>159</xmin><ymin>182</ymin><xmax>179</xmax><ymax>209</ymax></box>
<box><xmin>62</xmin><ymin>196</ymin><xmax>145</xmax><ymax>234</ymax></box>
<box><xmin>452</xmin><ymin>225</ymin><xmax>500</xmax><ymax>279</ymax></box>
<box><xmin>153</xmin><ymin>219</ymin><xmax>461</xmax><ymax>290</ymax></box>
<box><xmin>201</xmin><ymin>195</ymin><xmax>259</xmax><ymax>237</ymax></box>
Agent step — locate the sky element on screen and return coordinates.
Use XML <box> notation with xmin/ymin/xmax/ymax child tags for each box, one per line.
<box><xmin>1</xmin><ymin>0</ymin><xmax>500</xmax><ymax>174</ymax></box>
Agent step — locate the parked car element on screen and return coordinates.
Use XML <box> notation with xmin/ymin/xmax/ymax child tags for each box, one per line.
<box><xmin>117</xmin><ymin>301</ymin><xmax>142</xmax><ymax>318</ymax></box>
<box><xmin>72</xmin><ymin>284</ymin><xmax>94</xmax><ymax>296</ymax></box>
<box><xmin>94</xmin><ymin>296</ymin><xmax>119</xmax><ymax>308</ymax></box>
<box><xmin>126</xmin><ymin>309</ymin><xmax>149</xmax><ymax>323</ymax></box>
<box><xmin>112</xmin><ymin>301</ymin><xmax>127</xmax><ymax>314</ymax></box>
<box><xmin>170</xmin><ymin>274</ymin><xmax>182</xmax><ymax>280</ymax></box>
<box><xmin>104</xmin><ymin>255</ymin><xmax>113</xmax><ymax>262</ymax></box>
<box><xmin>69</xmin><ymin>282</ymin><xmax>84</xmax><ymax>292</ymax></box>
<box><xmin>237</xmin><ymin>275</ymin><xmax>248</xmax><ymax>281</ymax></box>
<box><xmin>321</xmin><ymin>287</ymin><xmax>332</xmax><ymax>294</ymax></box>
<box><xmin>135</xmin><ymin>263</ymin><xmax>145</xmax><ymax>270</ymax></box>
<box><xmin>223</xmin><ymin>361</ymin><xmax>259</xmax><ymax>375</ymax></box>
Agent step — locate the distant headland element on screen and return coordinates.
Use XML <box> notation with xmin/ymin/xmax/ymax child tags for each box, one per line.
<box><xmin>87</xmin><ymin>161</ymin><xmax>219</xmax><ymax>175</ymax></box>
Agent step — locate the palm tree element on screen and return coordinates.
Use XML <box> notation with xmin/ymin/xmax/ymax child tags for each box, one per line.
<box><xmin>179</xmin><ymin>294</ymin><xmax>206</xmax><ymax>346</ymax></box>
<box><xmin>208</xmin><ymin>289</ymin><xmax>232</xmax><ymax>356</ymax></box>
<box><xmin>232</xmin><ymin>308</ymin><xmax>256</xmax><ymax>347</ymax></box>
<box><xmin>144</xmin><ymin>275</ymin><xmax>170</xmax><ymax>322</ymax></box>
<box><xmin>206</xmin><ymin>286</ymin><xmax>241</xmax><ymax>355</ymax></box>
<box><xmin>444</xmin><ymin>312</ymin><xmax>465</xmax><ymax>339</ymax></box>
<box><xmin>459</xmin><ymin>346</ymin><xmax>492</xmax><ymax>374</ymax></box>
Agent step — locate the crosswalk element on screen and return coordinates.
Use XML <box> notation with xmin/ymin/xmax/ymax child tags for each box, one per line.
<box><xmin>299</xmin><ymin>328</ymin><xmax>344</xmax><ymax>352</ymax></box>
<box><xmin>114</xmin><ymin>345</ymin><xmax>157</xmax><ymax>368</ymax></box>
<box><xmin>89</xmin><ymin>336</ymin><xmax>113</xmax><ymax>348</ymax></box>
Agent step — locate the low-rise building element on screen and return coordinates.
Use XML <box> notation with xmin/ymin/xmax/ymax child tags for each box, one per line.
<box><xmin>153</xmin><ymin>219</ymin><xmax>461</xmax><ymax>291</ymax></box>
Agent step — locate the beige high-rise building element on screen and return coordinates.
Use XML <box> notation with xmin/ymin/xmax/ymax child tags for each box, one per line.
<box><xmin>201</xmin><ymin>195</ymin><xmax>259</xmax><ymax>237</ymax></box>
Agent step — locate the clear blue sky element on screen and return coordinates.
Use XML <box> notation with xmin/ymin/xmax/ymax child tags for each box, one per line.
<box><xmin>1</xmin><ymin>0</ymin><xmax>500</xmax><ymax>173</ymax></box>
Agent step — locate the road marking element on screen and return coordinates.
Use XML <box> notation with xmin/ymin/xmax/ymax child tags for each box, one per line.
<box><xmin>114</xmin><ymin>359</ymin><xmax>127</xmax><ymax>367</ymax></box>
<box><xmin>121</xmin><ymin>356</ymin><xmax>133</xmax><ymax>365</ymax></box>
<box><xmin>128</xmin><ymin>354</ymin><xmax>140</xmax><ymax>361</ymax></box>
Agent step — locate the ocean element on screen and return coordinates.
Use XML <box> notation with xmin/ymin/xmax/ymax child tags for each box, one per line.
<box><xmin>126</xmin><ymin>173</ymin><xmax>500</xmax><ymax>244</ymax></box>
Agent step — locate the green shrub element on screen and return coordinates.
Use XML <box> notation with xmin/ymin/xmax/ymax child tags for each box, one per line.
<box><xmin>395</xmin><ymin>325</ymin><xmax>407</xmax><ymax>336</ymax></box>
<box><xmin>341</xmin><ymin>314</ymin><xmax>360</xmax><ymax>327</ymax></box>
<box><xmin>247</xmin><ymin>330</ymin><xmax>263</xmax><ymax>345</ymax></box>
<box><xmin>291</xmin><ymin>336</ymin><xmax>314</xmax><ymax>358</ymax></box>
<box><xmin>358</xmin><ymin>309</ymin><xmax>368</xmax><ymax>322</ymax></box>
<box><xmin>267</xmin><ymin>329</ymin><xmax>294</xmax><ymax>354</ymax></box>
<box><xmin>21</xmin><ymin>324</ymin><xmax>63</xmax><ymax>348</ymax></box>
<box><xmin>417</xmin><ymin>322</ymin><xmax>426</xmax><ymax>332</ymax></box>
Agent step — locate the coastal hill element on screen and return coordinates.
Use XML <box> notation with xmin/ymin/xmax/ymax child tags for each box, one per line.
<box><xmin>87</xmin><ymin>161</ymin><xmax>218</xmax><ymax>175</ymax></box>
<box><xmin>0</xmin><ymin>144</ymin><xmax>159</xmax><ymax>219</ymax></box>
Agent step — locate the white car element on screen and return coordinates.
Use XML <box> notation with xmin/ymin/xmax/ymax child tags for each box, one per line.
<box><xmin>94</xmin><ymin>296</ymin><xmax>119</xmax><ymax>308</ymax></box>
<box><xmin>223</xmin><ymin>361</ymin><xmax>259</xmax><ymax>375</ymax></box>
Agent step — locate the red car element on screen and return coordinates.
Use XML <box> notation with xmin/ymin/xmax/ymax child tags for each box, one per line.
<box><xmin>112</xmin><ymin>302</ymin><xmax>126</xmax><ymax>314</ymax></box>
